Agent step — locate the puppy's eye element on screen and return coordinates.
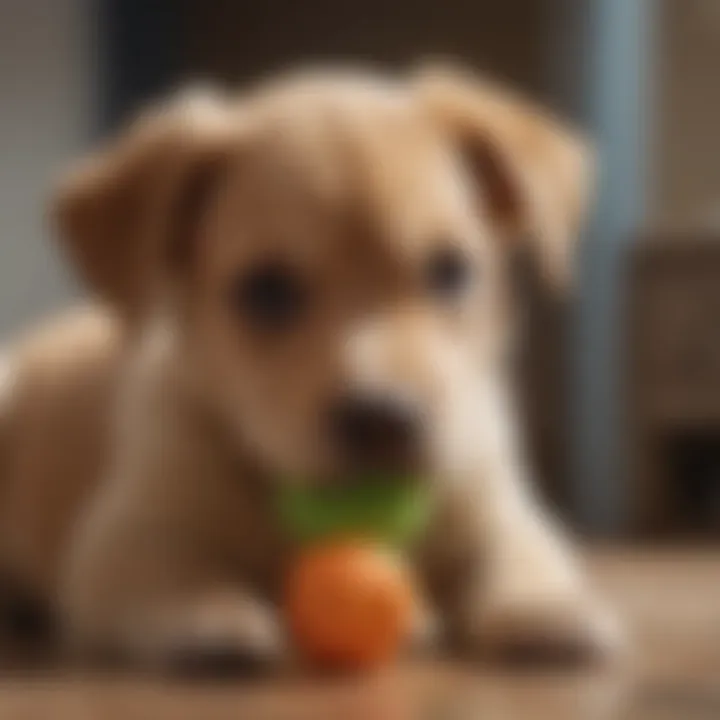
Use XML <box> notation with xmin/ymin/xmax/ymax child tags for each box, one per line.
<box><xmin>230</xmin><ymin>262</ymin><xmax>307</xmax><ymax>331</ymax></box>
<box><xmin>426</xmin><ymin>248</ymin><xmax>471</xmax><ymax>298</ymax></box>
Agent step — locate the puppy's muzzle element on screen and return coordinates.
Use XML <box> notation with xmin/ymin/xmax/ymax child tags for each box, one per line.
<box><xmin>327</xmin><ymin>393</ymin><xmax>422</xmax><ymax>475</ymax></box>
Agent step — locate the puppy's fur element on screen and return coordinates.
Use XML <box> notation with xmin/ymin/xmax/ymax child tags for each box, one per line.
<box><xmin>0</xmin><ymin>66</ymin><xmax>617</xmax><ymax>667</ymax></box>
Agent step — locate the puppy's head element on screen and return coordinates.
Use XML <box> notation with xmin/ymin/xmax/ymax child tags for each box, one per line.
<box><xmin>54</xmin><ymin>66</ymin><xmax>591</xmax><ymax>483</ymax></box>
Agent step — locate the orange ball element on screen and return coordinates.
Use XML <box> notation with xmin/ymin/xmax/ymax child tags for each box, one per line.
<box><xmin>285</xmin><ymin>540</ymin><xmax>415</xmax><ymax>670</ymax></box>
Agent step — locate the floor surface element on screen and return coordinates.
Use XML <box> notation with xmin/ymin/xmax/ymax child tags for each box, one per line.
<box><xmin>0</xmin><ymin>549</ymin><xmax>717</xmax><ymax>719</ymax></box>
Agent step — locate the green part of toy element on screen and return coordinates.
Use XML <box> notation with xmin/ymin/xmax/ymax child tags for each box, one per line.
<box><xmin>277</xmin><ymin>478</ymin><xmax>433</xmax><ymax>547</ymax></box>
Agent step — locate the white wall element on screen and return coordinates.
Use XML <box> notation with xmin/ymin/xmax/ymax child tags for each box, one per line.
<box><xmin>0</xmin><ymin>0</ymin><xmax>92</xmax><ymax>336</ymax></box>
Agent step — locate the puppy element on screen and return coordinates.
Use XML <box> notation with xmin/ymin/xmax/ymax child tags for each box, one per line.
<box><xmin>0</xmin><ymin>65</ymin><xmax>617</xmax><ymax>669</ymax></box>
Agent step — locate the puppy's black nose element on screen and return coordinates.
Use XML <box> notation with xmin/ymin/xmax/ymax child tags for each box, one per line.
<box><xmin>328</xmin><ymin>393</ymin><xmax>421</xmax><ymax>470</ymax></box>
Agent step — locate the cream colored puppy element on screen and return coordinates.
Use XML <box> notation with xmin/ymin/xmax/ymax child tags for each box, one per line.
<box><xmin>0</xmin><ymin>66</ymin><xmax>617</xmax><ymax>670</ymax></box>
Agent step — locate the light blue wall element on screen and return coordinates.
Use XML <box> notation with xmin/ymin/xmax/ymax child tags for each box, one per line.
<box><xmin>0</xmin><ymin>0</ymin><xmax>91</xmax><ymax>337</ymax></box>
<box><xmin>571</xmin><ymin>0</ymin><xmax>653</xmax><ymax>533</ymax></box>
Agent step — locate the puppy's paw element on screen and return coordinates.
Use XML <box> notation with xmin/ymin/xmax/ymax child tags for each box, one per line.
<box><xmin>405</xmin><ymin>600</ymin><xmax>441</xmax><ymax>657</ymax></box>
<box><xmin>460</xmin><ymin>593</ymin><xmax>622</xmax><ymax>667</ymax></box>
<box><xmin>147</xmin><ymin>592</ymin><xmax>285</xmax><ymax>677</ymax></box>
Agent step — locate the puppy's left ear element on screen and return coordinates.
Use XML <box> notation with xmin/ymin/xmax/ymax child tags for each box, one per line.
<box><xmin>52</xmin><ymin>86</ymin><xmax>237</xmax><ymax>320</ymax></box>
<box><xmin>416</xmin><ymin>65</ymin><xmax>593</xmax><ymax>286</ymax></box>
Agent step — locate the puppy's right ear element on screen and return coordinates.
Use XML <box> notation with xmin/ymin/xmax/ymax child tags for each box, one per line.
<box><xmin>415</xmin><ymin>64</ymin><xmax>593</xmax><ymax>288</ymax></box>
<box><xmin>53</xmin><ymin>87</ymin><xmax>236</xmax><ymax>318</ymax></box>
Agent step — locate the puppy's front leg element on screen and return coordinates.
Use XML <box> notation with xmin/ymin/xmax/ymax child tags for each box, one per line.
<box><xmin>461</xmin><ymin>467</ymin><xmax>618</xmax><ymax>663</ymax></box>
<box><xmin>62</xmin><ymin>502</ymin><xmax>285</xmax><ymax>674</ymax></box>
<box><xmin>60</xmin><ymin>396</ymin><xmax>288</xmax><ymax>673</ymax></box>
<box><xmin>124</xmin><ymin>590</ymin><xmax>283</xmax><ymax>676</ymax></box>
<box><xmin>425</xmin><ymin>415</ymin><xmax>620</xmax><ymax>664</ymax></box>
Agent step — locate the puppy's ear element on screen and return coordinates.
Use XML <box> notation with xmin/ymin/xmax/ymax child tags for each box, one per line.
<box><xmin>416</xmin><ymin>65</ymin><xmax>593</xmax><ymax>286</ymax></box>
<box><xmin>53</xmin><ymin>86</ymin><xmax>236</xmax><ymax>318</ymax></box>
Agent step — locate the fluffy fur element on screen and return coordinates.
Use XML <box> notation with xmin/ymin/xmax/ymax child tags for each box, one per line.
<box><xmin>0</xmin><ymin>66</ymin><xmax>618</xmax><ymax>668</ymax></box>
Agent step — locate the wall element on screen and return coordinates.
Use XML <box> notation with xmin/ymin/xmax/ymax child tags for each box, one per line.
<box><xmin>649</xmin><ymin>0</ymin><xmax>720</xmax><ymax>230</ymax></box>
<box><xmin>0</xmin><ymin>0</ymin><xmax>91</xmax><ymax>336</ymax></box>
<box><xmin>569</xmin><ymin>0</ymin><xmax>653</xmax><ymax>534</ymax></box>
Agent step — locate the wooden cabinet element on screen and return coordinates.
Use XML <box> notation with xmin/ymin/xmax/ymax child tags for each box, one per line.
<box><xmin>627</xmin><ymin>236</ymin><xmax>720</xmax><ymax>536</ymax></box>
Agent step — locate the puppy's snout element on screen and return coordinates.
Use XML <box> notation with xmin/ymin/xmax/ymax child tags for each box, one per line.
<box><xmin>328</xmin><ymin>393</ymin><xmax>421</xmax><ymax>472</ymax></box>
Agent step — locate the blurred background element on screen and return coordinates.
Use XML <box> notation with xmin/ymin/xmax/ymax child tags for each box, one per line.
<box><xmin>0</xmin><ymin>0</ymin><xmax>718</xmax><ymax>542</ymax></box>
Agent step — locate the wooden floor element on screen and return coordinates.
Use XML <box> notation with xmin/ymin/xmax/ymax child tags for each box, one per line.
<box><xmin>0</xmin><ymin>549</ymin><xmax>718</xmax><ymax>719</ymax></box>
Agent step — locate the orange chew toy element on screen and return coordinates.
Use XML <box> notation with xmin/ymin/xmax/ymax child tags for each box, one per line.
<box><xmin>285</xmin><ymin>540</ymin><xmax>415</xmax><ymax>670</ymax></box>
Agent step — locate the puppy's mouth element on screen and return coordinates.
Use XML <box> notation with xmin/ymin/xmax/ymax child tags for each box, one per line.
<box><xmin>295</xmin><ymin>450</ymin><xmax>429</xmax><ymax>489</ymax></box>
